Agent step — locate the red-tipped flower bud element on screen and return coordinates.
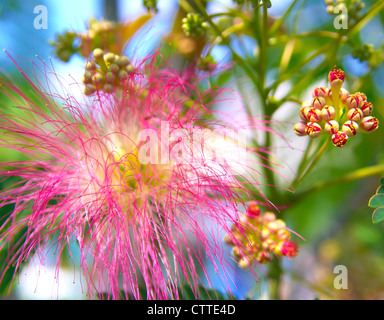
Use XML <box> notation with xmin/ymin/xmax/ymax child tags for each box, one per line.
<box><xmin>312</xmin><ymin>97</ymin><xmax>326</xmax><ymax>110</ymax></box>
<box><xmin>247</xmin><ymin>202</ymin><xmax>261</xmax><ymax>217</ymax></box>
<box><xmin>360</xmin><ymin>101</ymin><xmax>373</xmax><ymax>117</ymax></box>
<box><xmin>306</xmin><ymin>122</ymin><xmax>322</xmax><ymax>138</ymax></box>
<box><xmin>321</xmin><ymin>105</ymin><xmax>336</xmax><ymax>121</ymax></box>
<box><xmin>312</xmin><ymin>87</ymin><xmax>328</xmax><ymax>99</ymax></box>
<box><xmin>332</xmin><ymin>131</ymin><xmax>348</xmax><ymax>147</ymax></box>
<box><xmin>329</xmin><ymin>67</ymin><xmax>345</xmax><ymax>86</ymax></box>
<box><xmin>294</xmin><ymin>121</ymin><xmax>308</xmax><ymax>136</ymax></box>
<box><xmin>347</xmin><ymin>108</ymin><xmax>363</xmax><ymax>122</ymax></box>
<box><xmin>342</xmin><ymin>120</ymin><xmax>359</xmax><ymax>136</ymax></box>
<box><xmin>281</xmin><ymin>241</ymin><xmax>299</xmax><ymax>258</ymax></box>
<box><xmin>324</xmin><ymin>120</ymin><xmax>339</xmax><ymax>135</ymax></box>
<box><xmin>360</xmin><ymin>116</ymin><xmax>379</xmax><ymax>132</ymax></box>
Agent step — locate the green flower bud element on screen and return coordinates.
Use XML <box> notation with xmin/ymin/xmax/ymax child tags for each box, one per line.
<box><xmin>105</xmin><ymin>71</ymin><xmax>115</xmax><ymax>83</ymax></box>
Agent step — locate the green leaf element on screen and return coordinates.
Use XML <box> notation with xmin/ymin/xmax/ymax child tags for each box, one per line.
<box><xmin>372</xmin><ymin>207</ymin><xmax>384</xmax><ymax>224</ymax></box>
<box><xmin>368</xmin><ymin>194</ymin><xmax>384</xmax><ymax>208</ymax></box>
<box><xmin>376</xmin><ymin>186</ymin><xmax>384</xmax><ymax>194</ymax></box>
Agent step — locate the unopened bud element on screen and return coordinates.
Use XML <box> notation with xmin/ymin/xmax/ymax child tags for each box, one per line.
<box><xmin>332</xmin><ymin>131</ymin><xmax>348</xmax><ymax>147</ymax></box>
<box><xmin>360</xmin><ymin>101</ymin><xmax>373</xmax><ymax>117</ymax></box>
<box><xmin>324</xmin><ymin>120</ymin><xmax>339</xmax><ymax>135</ymax></box>
<box><xmin>104</xmin><ymin>52</ymin><xmax>116</xmax><ymax>64</ymax></box>
<box><xmin>312</xmin><ymin>87</ymin><xmax>328</xmax><ymax>99</ymax></box>
<box><xmin>329</xmin><ymin>67</ymin><xmax>345</xmax><ymax>87</ymax></box>
<box><xmin>342</xmin><ymin>120</ymin><xmax>359</xmax><ymax>136</ymax></box>
<box><xmin>347</xmin><ymin>108</ymin><xmax>363</xmax><ymax>122</ymax></box>
<box><xmin>294</xmin><ymin>122</ymin><xmax>308</xmax><ymax>136</ymax></box>
<box><xmin>247</xmin><ymin>202</ymin><xmax>261</xmax><ymax>217</ymax></box>
<box><xmin>360</xmin><ymin>116</ymin><xmax>379</xmax><ymax>132</ymax></box>
<box><xmin>306</xmin><ymin>122</ymin><xmax>322</xmax><ymax>138</ymax></box>
<box><xmin>321</xmin><ymin>105</ymin><xmax>336</xmax><ymax>121</ymax></box>
<box><xmin>262</xmin><ymin>212</ymin><xmax>276</xmax><ymax>223</ymax></box>
<box><xmin>93</xmin><ymin>48</ymin><xmax>104</xmax><ymax>59</ymax></box>
<box><xmin>312</xmin><ymin>97</ymin><xmax>326</xmax><ymax>110</ymax></box>
<box><xmin>346</xmin><ymin>93</ymin><xmax>364</xmax><ymax>109</ymax></box>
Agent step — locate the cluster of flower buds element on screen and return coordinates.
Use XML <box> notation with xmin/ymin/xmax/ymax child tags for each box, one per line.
<box><xmin>325</xmin><ymin>0</ymin><xmax>365</xmax><ymax>24</ymax></box>
<box><xmin>224</xmin><ymin>202</ymin><xmax>299</xmax><ymax>269</ymax></box>
<box><xmin>294</xmin><ymin>67</ymin><xmax>379</xmax><ymax>148</ymax></box>
<box><xmin>50</xmin><ymin>30</ymin><xmax>78</xmax><ymax>62</ymax></box>
<box><xmin>143</xmin><ymin>0</ymin><xmax>158</xmax><ymax>13</ymax></box>
<box><xmin>82</xmin><ymin>48</ymin><xmax>134</xmax><ymax>96</ymax></box>
<box><xmin>352</xmin><ymin>44</ymin><xmax>384</xmax><ymax>69</ymax></box>
<box><xmin>181</xmin><ymin>13</ymin><xmax>208</xmax><ymax>38</ymax></box>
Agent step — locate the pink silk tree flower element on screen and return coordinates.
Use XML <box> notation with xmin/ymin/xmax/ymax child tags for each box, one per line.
<box><xmin>0</xmin><ymin>51</ymin><xmax>282</xmax><ymax>300</ymax></box>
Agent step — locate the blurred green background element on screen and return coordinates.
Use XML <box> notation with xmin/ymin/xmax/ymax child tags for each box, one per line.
<box><xmin>0</xmin><ymin>0</ymin><xmax>384</xmax><ymax>300</ymax></box>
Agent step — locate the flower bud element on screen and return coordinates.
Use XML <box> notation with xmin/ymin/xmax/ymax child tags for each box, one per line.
<box><xmin>280</xmin><ymin>241</ymin><xmax>299</xmax><ymax>258</ymax></box>
<box><xmin>299</xmin><ymin>107</ymin><xmax>309</xmax><ymax>122</ymax></box>
<box><xmin>321</xmin><ymin>105</ymin><xmax>336</xmax><ymax>121</ymax></box>
<box><xmin>312</xmin><ymin>97</ymin><xmax>326</xmax><ymax>110</ymax></box>
<box><xmin>93</xmin><ymin>48</ymin><xmax>104</xmax><ymax>59</ymax></box>
<box><xmin>301</xmin><ymin>100</ymin><xmax>312</xmax><ymax>108</ymax></box>
<box><xmin>118</xmin><ymin>70</ymin><xmax>128</xmax><ymax>80</ymax></box>
<box><xmin>85</xmin><ymin>60</ymin><xmax>96</xmax><ymax>71</ymax></box>
<box><xmin>109</xmin><ymin>63</ymin><xmax>120</xmax><ymax>74</ymax></box>
<box><xmin>328</xmin><ymin>67</ymin><xmax>345</xmax><ymax>87</ymax></box>
<box><xmin>346</xmin><ymin>93</ymin><xmax>363</xmax><ymax>109</ymax></box>
<box><xmin>306</xmin><ymin>108</ymin><xmax>322</xmax><ymax>122</ymax></box>
<box><xmin>324</xmin><ymin>120</ymin><xmax>339</xmax><ymax>135</ymax></box>
<box><xmin>256</xmin><ymin>251</ymin><xmax>271</xmax><ymax>264</ymax></box>
<box><xmin>104</xmin><ymin>52</ymin><xmax>116</xmax><ymax>64</ymax></box>
<box><xmin>312</xmin><ymin>87</ymin><xmax>328</xmax><ymax>99</ymax></box>
<box><xmin>262</xmin><ymin>212</ymin><xmax>276</xmax><ymax>222</ymax></box>
<box><xmin>103</xmin><ymin>83</ymin><xmax>114</xmax><ymax>93</ymax></box>
<box><xmin>276</xmin><ymin>229</ymin><xmax>291</xmax><ymax>241</ymax></box>
<box><xmin>360</xmin><ymin>101</ymin><xmax>373</xmax><ymax>117</ymax></box>
<box><xmin>360</xmin><ymin>116</ymin><xmax>379</xmax><ymax>132</ymax></box>
<box><xmin>92</xmin><ymin>72</ymin><xmax>105</xmax><ymax>85</ymax></box>
<box><xmin>294</xmin><ymin>122</ymin><xmax>308</xmax><ymax>136</ymax></box>
<box><xmin>238</xmin><ymin>257</ymin><xmax>252</xmax><ymax>269</ymax></box>
<box><xmin>247</xmin><ymin>202</ymin><xmax>261</xmax><ymax>217</ymax></box>
<box><xmin>305</xmin><ymin>122</ymin><xmax>322</xmax><ymax>138</ymax></box>
<box><xmin>224</xmin><ymin>234</ymin><xmax>235</xmax><ymax>246</ymax></box>
<box><xmin>340</xmin><ymin>88</ymin><xmax>350</xmax><ymax>104</ymax></box>
<box><xmin>105</xmin><ymin>71</ymin><xmax>115</xmax><ymax>84</ymax></box>
<box><xmin>332</xmin><ymin>131</ymin><xmax>348</xmax><ymax>147</ymax></box>
<box><xmin>232</xmin><ymin>247</ymin><xmax>243</xmax><ymax>259</ymax></box>
<box><xmin>84</xmin><ymin>83</ymin><xmax>96</xmax><ymax>96</ymax></box>
<box><xmin>347</xmin><ymin>108</ymin><xmax>363</xmax><ymax>122</ymax></box>
<box><xmin>342</xmin><ymin>120</ymin><xmax>359</xmax><ymax>136</ymax></box>
<box><xmin>116</xmin><ymin>56</ymin><xmax>130</xmax><ymax>67</ymax></box>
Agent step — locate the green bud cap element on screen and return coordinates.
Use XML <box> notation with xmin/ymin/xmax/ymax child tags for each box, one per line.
<box><xmin>118</xmin><ymin>70</ymin><xmax>128</xmax><ymax>80</ymax></box>
<box><xmin>84</xmin><ymin>83</ymin><xmax>96</xmax><ymax>96</ymax></box>
<box><xmin>85</xmin><ymin>60</ymin><xmax>96</xmax><ymax>71</ymax></box>
<box><xmin>103</xmin><ymin>83</ymin><xmax>114</xmax><ymax>93</ymax></box>
<box><xmin>82</xmin><ymin>71</ymin><xmax>93</xmax><ymax>84</ymax></box>
<box><xmin>109</xmin><ymin>63</ymin><xmax>120</xmax><ymax>74</ymax></box>
<box><xmin>116</xmin><ymin>56</ymin><xmax>130</xmax><ymax>67</ymax></box>
<box><xmin>92</xmin><ymin>72</ymin><xmax>105</xmax><ymax>85</ymax></box>
<box><xmin>93</xmin><ymin>48</ymin><xmax>104</xmax><ymax>59</ymax></box>
<box><xmin>105</xmin><ymin>71</ymin><xmax>115</xmax><ymax>83</ymax></box>
<box><xmin>104</xmin><ymin>52</ymin><xmax>116</xmax><ymax>64</ymax></box>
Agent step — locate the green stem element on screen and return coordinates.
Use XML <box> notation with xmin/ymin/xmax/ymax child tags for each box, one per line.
<box><xmin>295</xmin><ymin>164</ymin><xmax>384</xmax><ymax>201</ymax></box>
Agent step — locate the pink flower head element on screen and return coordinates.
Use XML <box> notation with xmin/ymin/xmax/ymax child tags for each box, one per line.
<box><xmin>328</xmin><ymin>67</ymin><xmax>345</xmax><ymax>86</ymax></box>
<box><xmin>280</xmin><ymin>241</ymin><xmax>299</xmax><ymax>258</ymax></box>
<box><xmin>0</xmin><ymin>51</ymin><xmax>280</xmax><ymax>299</ymax></box>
